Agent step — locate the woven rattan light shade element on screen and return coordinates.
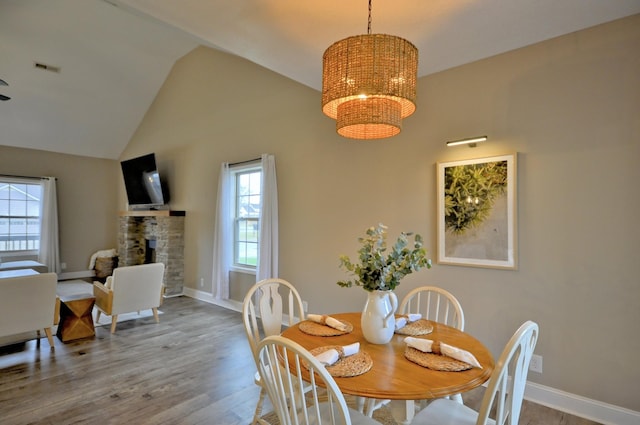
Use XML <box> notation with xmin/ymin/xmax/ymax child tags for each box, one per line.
<box><xmin>322</xmin><ymin>33</ymin><xmax>418</xmax><ymax>140</ymax></box>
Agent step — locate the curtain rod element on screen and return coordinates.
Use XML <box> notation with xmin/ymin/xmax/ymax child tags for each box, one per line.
<box><xmin>229</xmin><ymin>157</ymin><xmax>261</xmax><ymax>166</ymax></box>
<box><xmin>0</xmin><ymin>173</ymin><xmax>56</xmax><ymax>180</ymax></box>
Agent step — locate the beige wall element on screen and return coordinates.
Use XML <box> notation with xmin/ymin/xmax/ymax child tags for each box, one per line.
<box><xmin>121</xmin><ymin>15</ymin><xmax>640</xmax><ymax>411</ymax></box>
<box><xmin>0</xmin><ymin>145</ymin><xmax>119</xmax><ymax>273</ymax></box>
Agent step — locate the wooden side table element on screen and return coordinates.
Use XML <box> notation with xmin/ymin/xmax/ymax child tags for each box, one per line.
<box><xmin>56</xmin><ymin>294</ymin><xmax>96</xmax><ymax>342</ymax></box>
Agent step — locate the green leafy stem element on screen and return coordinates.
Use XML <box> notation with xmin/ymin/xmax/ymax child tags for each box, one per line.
<box><xmin>337</xmin><ymin>224</ymin><xmax>431</xmax><ymax>292</ymax></box>
<box><xmin>444</xmin><ymin>160</ymin><xmax>507</xmax><ymax>234</ymax></box>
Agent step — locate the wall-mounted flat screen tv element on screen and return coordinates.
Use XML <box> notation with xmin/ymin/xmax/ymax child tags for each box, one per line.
<box><xmin>120</xmin><ymin>153</ymin><xmax>169</xmax><ymax>210</ymax></box>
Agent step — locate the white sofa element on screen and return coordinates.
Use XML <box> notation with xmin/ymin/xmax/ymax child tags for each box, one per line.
<box><xmin>0</xmin><ymin>272</ymin><xmax>59</xmax><ymax>348</ymax></box>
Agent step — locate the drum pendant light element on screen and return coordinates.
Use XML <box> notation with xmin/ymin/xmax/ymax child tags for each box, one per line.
<box><xmin>322</xmin><ymin>0</ymin><xmax>418</xmax><ymax>140</ymax></box>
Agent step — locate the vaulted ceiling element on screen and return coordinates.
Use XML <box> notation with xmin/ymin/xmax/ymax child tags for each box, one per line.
<box><xmin>1</xmin><ymin>0</ymin><xmax>638</xmax><ymax>159</ymax></box>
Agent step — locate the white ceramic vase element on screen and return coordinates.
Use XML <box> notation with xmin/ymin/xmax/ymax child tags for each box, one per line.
<box><xmin>361</xmin><ymin>290</ymin><xmax>398</xmax><ymax>344</ymax></box>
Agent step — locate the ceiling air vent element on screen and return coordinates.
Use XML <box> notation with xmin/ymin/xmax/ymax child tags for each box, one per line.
<box><xmin>34</xmin><ymin>62</ymin><xmax>61</xmax><ymax>73</ymax></box>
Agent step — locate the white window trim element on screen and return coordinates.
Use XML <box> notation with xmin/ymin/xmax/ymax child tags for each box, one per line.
<box><xmin>0</xmin><ymin>176</ymin><xmax>42</xmax><ymax>258</ymax></box>
<box><xmin>230</xmin><ymin>162</ymin><xmax>262</xmax><ymax>271</ymax></box>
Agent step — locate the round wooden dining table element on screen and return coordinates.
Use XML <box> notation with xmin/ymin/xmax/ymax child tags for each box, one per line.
<box><xmin>280</xmin><ymin>312</ymin><xmax>495</xmax><ymax>423</ymax></box>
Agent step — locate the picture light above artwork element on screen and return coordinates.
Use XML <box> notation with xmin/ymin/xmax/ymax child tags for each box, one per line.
<box><xmin>446</xmin><ymin>136</ymin><xmax>488</xmax><ymax>148</ymax></box>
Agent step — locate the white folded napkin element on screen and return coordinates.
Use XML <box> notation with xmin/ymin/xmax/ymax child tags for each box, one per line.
<box><xmin>342</xmin><ymin>341</ymin><xmax>360</xmax><ymax>357</ymax></box>
<box><xmin>395</xmin><ymin>313</ymin><xmax>422</xmax><ymax>330</ymax></box>
<box><xmin>315</xmin><ymin>349</ymin><xmax>340</xmax><ymax>366</ymax></box>
<box><xmin>314</xmin><ymin>342</ymin><xmax>360</xmax><ymax>366</ymax></box>
<box><xmin>404</xmin><ymin>336</ymin><xmax>482</xmax><ymax>368</ymax></box>
<box><xmin>404</xmin><ymin>336</ymin><xmax>433</xmax><ymax>352</ymax></box>
<box><xmin>307</xmin><ymin>313</ymin><xmax>348</xmax><ymax>332</ymax></box>
<box><xmin>440</xmin><ymin>342</ymin><xmax>482</xmax><ymax>368</ymax></box>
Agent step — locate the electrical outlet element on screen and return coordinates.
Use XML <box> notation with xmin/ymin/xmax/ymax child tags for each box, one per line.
<box><xmin>60</xmin><ymin>262</ymin><xmax>67</xmax><ymax>270</ymax></box>
<box><xmin>302</xmin><ymin>301</ymin><xmax>308</xmax><ymax>313</ymax></box>
<box><xmin>529</xmin><ymin>354</ymin><xmax>543</xmax><ymax>373</ymax></box>
<box><xmin>199</xmin><ymin>278</ymin><xmax>204</xmax><ymax>288</ymax></box>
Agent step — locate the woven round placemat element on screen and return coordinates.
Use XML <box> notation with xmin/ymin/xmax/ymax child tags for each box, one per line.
<box><xmin>299</xmin><ymin>320</ymin><xmax>353</xmax><ymax>336</ymax></box>
<box><xmin>394</xmin><ymin>319</ymin><xmax>434</xmax><ymax>336</ymax></box>
<box><xmin>404</xmin><ymin>346</ymin><xmax>472</xmax><ymax>372</ymax></box>
<box><xmin>306</xmin><ymin>346</ymin><xmax>373</xmax><ymax>377</ymax></box>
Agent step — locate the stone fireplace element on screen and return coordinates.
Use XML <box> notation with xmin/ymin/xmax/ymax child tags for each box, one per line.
<box><xmin>118</xmin><ymin>210</ymin><xmax>185</xmax><ymax>296</ymax></box>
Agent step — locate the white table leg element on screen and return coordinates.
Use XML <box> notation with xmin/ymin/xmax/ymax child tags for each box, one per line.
<box><xmin>388</xmin><ymin>400</ymin><xmax>415</xmax><ymax>425</ymax></box>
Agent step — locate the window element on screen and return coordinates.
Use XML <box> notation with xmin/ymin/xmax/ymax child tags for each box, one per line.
<box><xmin>231</xmin><ymin>164</ymin><xmax>262</xmax><ymax>268</ymax></box>
<box><xmin>0</xmin><ymin>178</ymin><xmax>42</xmax><ymax>254</ymax></box>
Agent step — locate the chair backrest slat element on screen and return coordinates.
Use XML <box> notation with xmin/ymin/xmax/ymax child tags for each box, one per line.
<box><xmin>243</xmin><ymin>278</ymin><xmax>306</xmax><ymax>364</ymax></box>
<box><xmin>476</xmin><ymin>320</ymin><xmax>539</xmax><ymax>425</ymax></box>
<box><xmin>257</xmin><ymin>335</ymin><xmax>353</xmax><ymax>425</ymax></box>
<box><xmin>399</xmin><ymin>285</ymin><xmax>465</xmax><ymax>330</ymax></box>
<box><xmin>259</xmin><ymin>283</ymin><xmax>284</xmax><ymax>336</ymax></box>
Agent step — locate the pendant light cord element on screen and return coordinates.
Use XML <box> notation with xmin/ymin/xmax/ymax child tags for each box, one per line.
<box><xmin>367</xmin><ymin>0</ymin><xmax>372</xmax><ymax>34</ymax></box>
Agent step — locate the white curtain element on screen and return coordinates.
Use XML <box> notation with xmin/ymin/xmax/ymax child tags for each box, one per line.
<box><xmin>256</xmin><ymin>154</ymin><xmax>279</xmax><ymax>281</ymax></box>
<box><xmin>38</xmin><ymin>177</ymin><xmax>61</xmax><ymax>274</ymax></box>
<box><xmin>212</xmin><ymin>163</ymin><xmax>231</xmax><ymax>300</ymax></box>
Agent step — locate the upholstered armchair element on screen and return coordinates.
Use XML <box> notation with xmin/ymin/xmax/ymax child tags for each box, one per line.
<box><xmin>93</xmin><ymin>263</ymin><xmax>165</xmax><ymax>333</ymax></box>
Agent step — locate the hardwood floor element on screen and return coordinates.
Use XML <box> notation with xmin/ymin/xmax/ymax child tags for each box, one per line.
<box><xmin>0</xmin><ymin>296</ymin><xmax>599</xmax><ymax>425</ymax></box>
<box><xmin>1</xmin><ymin>296</ymin><xmax>260</xmax><ymax>425</ymax></box>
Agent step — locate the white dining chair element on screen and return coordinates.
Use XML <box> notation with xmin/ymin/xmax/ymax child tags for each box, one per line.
<box><xmin>403</xmin><ymin>285</ymin><xmax>465</xmax><ymax>407</ymax></box>
<box><xmin>257</xmin><ymin>334</ymin><xmax>380</xmax><ymax>425</ymax></box>
<box><xmin>363</xmin><ymin>285</ymin><xmax>467</xmax><ymax>417</ymax></box>
<box><xmin>242</xmin><ymin>278</ymin><xmax>307</xmax><ymax>425</ymax></box>
<box><xmin>411</xmin><ymin>320</ymin><xmax>539</xmax><ymax>425</ymax></box>
<box><xmin>399</xmin><ymin>286</ymin><xmax>465</xmax><ymax>331</ymax></box>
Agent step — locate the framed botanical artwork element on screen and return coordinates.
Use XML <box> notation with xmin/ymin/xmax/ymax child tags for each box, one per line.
<box><xmin>436</xmin><ymin>153</ymin><xmax>517</xmax><ymax>269</ymax></box>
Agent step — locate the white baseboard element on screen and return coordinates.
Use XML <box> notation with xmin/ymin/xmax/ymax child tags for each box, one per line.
<box><xmin>182</xmin><ymin>287</ymin><xmax>243</xmax><ymax>312</ymax></box>
<box><xmin>524</xmin><ymin>381</ymin><xmax>640</xmax><ymax>425</ymax></box>
<box><xmin>183</xmin><ymin>289</ymin><xmax>639</xmax><ymax>424</ymax></box>
<box><xmin>163</xmin><ymin>292</ymin><xmax>184</xmax><ymax>299</ymax></box>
